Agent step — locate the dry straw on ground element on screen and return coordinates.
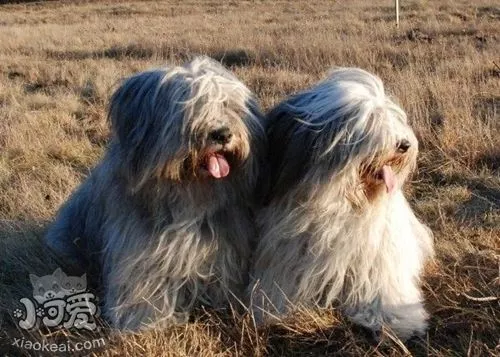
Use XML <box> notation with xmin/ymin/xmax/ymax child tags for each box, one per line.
<box><xmin>0</xmin><ymin>0</ymin><xmax>498</xmax><ymax>356</ymax></box>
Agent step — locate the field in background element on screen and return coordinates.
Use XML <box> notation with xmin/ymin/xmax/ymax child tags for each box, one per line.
<box><xmin>0</xmin><ymin>0</ymin><xmax>498</xmax><ymax>355</ymax></box>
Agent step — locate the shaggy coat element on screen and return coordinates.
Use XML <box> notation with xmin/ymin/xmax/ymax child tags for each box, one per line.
<box><xmin>45</xmin><ymin>57</ymin><xmax>266</xmax><ymax>330</ymax></box>
<box><xmin>250</xmin><ymin>68</ymin><xmax>433</xmax><ymax>340</ymax></box>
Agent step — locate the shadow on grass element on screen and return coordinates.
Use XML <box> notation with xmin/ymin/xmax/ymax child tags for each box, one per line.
<box><xmin>0</xmin><ymin>220</ymin><xmax>112</xmax><ymax>355</ymax></box>
<box><xmin>423</xmin><ymin>251</ymin><xmax>499</xmax><ymax>356</ymax></box>
<box><xmin>0</xmin><ymin>221</ymin><xmax>94</xmax><ymax>326</ymax></box>
<box><xmin>45</xmin><ymin>45</ymin><xmax>284</xmax><ymax>69</ymax></box>
<box><xmin>0</xmin><ymin>221</ymin><xmax>61</xmax><ymax>327</ymax></box>
<box><xmin>46</xmin><ymin>44</ymin><xmax>156</xmax><ymax>61</ymax></box>
<box><xmin>427</xmin><ymin>170</ymin><xmax>500</xmax><ymax>204</ymax></box>
<box><xmin>413</xmin><ymin>163</ymin><xmax>500</xmax><ymax>229</ymax></box>
<box><xmin>0</xmin><ymin>0</ymin><xmax>41</xmax><ymax>4</ymax></box>
<box><xmin>47</xmin><ymin>45</ymin><xmax>257</xmax><ymax>67</ymax></box>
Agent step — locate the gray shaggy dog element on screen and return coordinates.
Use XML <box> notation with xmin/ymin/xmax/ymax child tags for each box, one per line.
<box><xmin>249</xmin><ymin>68</ymin><xmax>434</xmax><ymax>340</ymax></box>
<box><xmin>45</xmin><ymin>57</ymin><xmax>266</xmax><ymax>330</ymax></box>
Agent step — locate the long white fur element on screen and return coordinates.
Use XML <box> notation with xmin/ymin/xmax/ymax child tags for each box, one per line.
<box><xmin>250</xmin><ymin>68</ymin><xmax>433</xmax><ymax>340</ymax></box>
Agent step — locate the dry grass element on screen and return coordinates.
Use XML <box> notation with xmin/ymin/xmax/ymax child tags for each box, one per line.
<box><xmin>0</xmin><ymin>0</ymin><xmax>498</xmax><ymax>355</ymax></box>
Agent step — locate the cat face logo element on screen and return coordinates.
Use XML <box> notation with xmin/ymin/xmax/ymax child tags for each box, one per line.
<box><xmin>14</xmin><ymin>268</ymin><xmax>98</xmax><ymax>331</ymax></box>
<box><xmin>61</xmin><ymin>274</ymin><xmax>87</xmax><ymax>295</ymax></box>
<box><xmin>30</xmin><ymin>268</ymin><xmax>66</xmax><ymax>304</ymax></box>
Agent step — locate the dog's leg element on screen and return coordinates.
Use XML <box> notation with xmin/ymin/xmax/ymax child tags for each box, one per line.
<box><xmin>247</xmin><ymin>276</ymin><xmax>292</xmax><ymax>326</ymax></box>
<box><xmin>102</xmin><ymin>270</ymin><xmax>189</xmax><ymax>330</ymax></box>
<box><xmin>44</xmin><ymin>181</ymin><xmax>97</xmax><ymax>274</ymax></box>
<box><xmin>202</xmin><ymin>206</ymin><xmax>254</xmax><ymax>314</ymax></box>
<box><xmin>370</xmin><ymin>193</ymin><xmax>432</xmax><ymax>340</ymax></box>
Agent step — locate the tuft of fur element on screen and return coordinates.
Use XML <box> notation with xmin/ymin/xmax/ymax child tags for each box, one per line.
<box><xmin>250</xmin><ymin>68</ymin><xmax>433</xmax><ymax>340</ymax></box>
<box><xmin>45</xmin><ymin>57</ymin><xmax>267</xmax><ymax>330</ymax></box>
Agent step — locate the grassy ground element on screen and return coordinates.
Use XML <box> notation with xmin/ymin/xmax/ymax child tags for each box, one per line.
<box><xmin>0</xmin><ymin>0</ymin><xmax>498</xmax><ymax>355</ymax></box>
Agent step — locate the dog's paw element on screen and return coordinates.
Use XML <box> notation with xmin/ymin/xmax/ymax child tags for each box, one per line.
<box><xmin>344</xmin><ymin>304</ymin><xmax>384</xmax><ymax>333</ymax></box>
<box><xmin>345</xmin><ymin>300</ymin><xmax>429</xmax><ymax>341</ymax></box>
<box><xmin>383</xmin><ymin>303</ymin><xmax>429</xmax><ymax>340</ymax></box>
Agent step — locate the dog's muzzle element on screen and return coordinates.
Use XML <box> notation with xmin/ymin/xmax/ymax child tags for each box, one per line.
<box><xmin>199</xmin><ymin>127</ymin><xmax>235</xmax><ymax>179</ymax></box>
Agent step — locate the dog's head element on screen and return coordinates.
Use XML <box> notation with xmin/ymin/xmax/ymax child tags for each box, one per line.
<box><xmin>267</xmin><ymin>68</ymin><xmax>418</xmax><ymax>205</ymax></box>
<box><xmin>108</xmin><ymin>57</ymin><xmax>265</xmax><ymax>192</ymax></box>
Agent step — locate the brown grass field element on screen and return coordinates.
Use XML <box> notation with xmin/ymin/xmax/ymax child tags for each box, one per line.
<box><xmin>0</xmin><ymin>0</ymin><xmax>498</xmax><ymax>356</ymax></box>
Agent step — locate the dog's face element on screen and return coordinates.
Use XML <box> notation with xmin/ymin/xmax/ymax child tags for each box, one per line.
<box><xmin>177</xmin><ymin>93</ymin><xmax>254</xmax><ymax>181</ymax></box>
<box><xmin>108</xmin><ymin>57</ymin><xmax>265</xmax><ymax>190</ymax></box>
<box><xmin>354</xmin><ymin>108</ymin><xmax>418</xmax><ymax>201</ymax></box>
<box><xmin>267</xmin><ymin>68</ymin><xmax>417</xmax><ymax>205</ymax></box>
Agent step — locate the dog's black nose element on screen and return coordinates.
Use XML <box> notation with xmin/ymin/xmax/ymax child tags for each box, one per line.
<box><xmin>397</xmin><ymin>139</ymin><xmax>411</xmax><ymax>153</ymax></box>
<box><xmin>209</xmin><ymin>127</ymin><xmax>232</xmax><ymax>144</ymax></box>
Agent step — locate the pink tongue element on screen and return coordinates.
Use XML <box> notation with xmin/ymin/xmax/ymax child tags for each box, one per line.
<box><xmin>381</xmin><ymin>165</ymin><xmax>396</xmax><ymax>194</ymax></box>
<box><xmin>207</xmin><ymin>153</ymin><xmax>230</xmax><ymax>178</ymax></box>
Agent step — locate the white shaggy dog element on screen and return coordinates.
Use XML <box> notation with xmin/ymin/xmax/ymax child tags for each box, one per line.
<box><xmin>250</xmin><ymin>68</ymin><xmax>433</xmax><ymax>340</ymax></box>
<box><xmin>45</xmin><ymin>57</ymin><xmax>266</xmax><ymax>330</ymax></box>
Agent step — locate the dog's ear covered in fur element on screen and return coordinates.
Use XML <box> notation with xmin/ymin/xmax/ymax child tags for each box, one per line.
<box><xmin>265</xmin><ymin>96</ymin><xmax>353</xmax><ymax>202</ymax></box>
<box><xmin>265</xmin><ymin>102</ymin><xmax>316</xmax><ymax>202</ymax></box>
<box><xmin>108</xmin><ymin>69</ymin><xmax>189</xmax><ymax>185</ymax></box>
<box><xmin>110</xmin><ymin>71</ymin><xmax>163</xmax><ymax>150</ymax></box>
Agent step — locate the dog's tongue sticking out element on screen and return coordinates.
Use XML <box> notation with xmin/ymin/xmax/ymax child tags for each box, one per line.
<box><xmin>381</xmin><ymin>165</ymin><xmax>396</xmax><ymax>194</ymax></box>
<box><xmin>207</xmin><ymin>153</ymin><xmax>230</xmax><ymax>178</ymax></box>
